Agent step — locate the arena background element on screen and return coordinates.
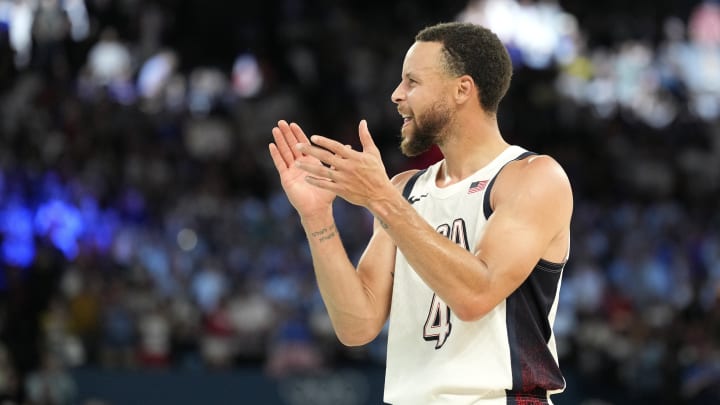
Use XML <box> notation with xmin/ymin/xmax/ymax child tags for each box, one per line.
<box><xmin>0</xmin><ymin>0</ymin><xmax>719</xmax><ymax>404</ymax></box>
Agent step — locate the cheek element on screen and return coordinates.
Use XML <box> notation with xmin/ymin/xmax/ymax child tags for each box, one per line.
<box><xmin>406</xmin><ymin>92</ymin><xmax>422</xmax><ymax>112</ymax></box>
<box><xmin>407</xmin><ymin>88</ymin><xmax>436</xmax><ymax>114</ymax></box>
<box><xmin>406</xmin><ymin>87</ymin><xmax>421</xmax><ymax>103</ymax></box>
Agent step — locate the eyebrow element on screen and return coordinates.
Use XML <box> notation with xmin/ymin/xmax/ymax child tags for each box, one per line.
<box><xmin>403</xmin><ymin>71</ymin><xmax>422</xmax><ymax>81</ymax></box>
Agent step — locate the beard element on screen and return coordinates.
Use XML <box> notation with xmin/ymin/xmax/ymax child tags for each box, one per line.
<box><xmin>400</xmin><ymin>100</ymin><xmax>453</xmax><ymax>157</ymax></box>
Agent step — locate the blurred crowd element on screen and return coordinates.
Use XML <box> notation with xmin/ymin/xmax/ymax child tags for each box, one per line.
<box><xmin>0</xmin><ymin>0</ymin><xmax>719</xmax><ymax>404</ymax></box>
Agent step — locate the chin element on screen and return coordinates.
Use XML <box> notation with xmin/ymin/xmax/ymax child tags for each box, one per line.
<box><xmin>401</xmin><ymin>125</ymin><xmax>414</xmax><ymax>139</ymax></box>
<box><xmin>400</xmin><ymin>131</ymin><xmax>412</xmax><ymax>146</ymax></box>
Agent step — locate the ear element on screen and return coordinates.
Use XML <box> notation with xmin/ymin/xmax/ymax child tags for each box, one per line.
<box><xmin>455</xmin><ymin>75</ymin><xmax>475</xmax><ymax>105</ymax></box>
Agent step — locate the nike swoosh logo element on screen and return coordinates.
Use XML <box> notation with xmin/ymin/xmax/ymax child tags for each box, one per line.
<box><xmin>408</xmin><ymin>193</ymin><xmax>429</xmax><ymax>205</ymax></box>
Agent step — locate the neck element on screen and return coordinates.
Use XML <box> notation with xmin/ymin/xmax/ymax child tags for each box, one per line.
<box><xmin>435</xmin><ymin>114</ymin><xmax>509</xmax><ymax>187</ymax></box>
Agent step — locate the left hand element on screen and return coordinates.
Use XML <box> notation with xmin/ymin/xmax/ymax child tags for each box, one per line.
<box><xmin>294</xmin><ymin>120</ymin><xmax>394</xmax><ymax>208</ymax></box>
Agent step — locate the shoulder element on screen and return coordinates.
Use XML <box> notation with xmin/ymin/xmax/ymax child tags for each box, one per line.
<box><xmin>492</xmin><ymin>154</ymin><xmax>573</xmax><ymax>214</ymax></box>
<box><xmin>510</xmin><ymin>154</ymin><xmax>570</xmax><ymax>186</ymax></box>
<box><xmin>390</xmin><ymin>169</ymin><xmax>423</xmax><ymax>192</ymax></box>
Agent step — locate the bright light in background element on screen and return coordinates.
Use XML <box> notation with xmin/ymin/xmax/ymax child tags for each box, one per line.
<box><xmin>187</xmin><ymin>67</ymin><xmax>227</xmax><ymax>114</ymax></box>
<box><xmin>1</xmin><ymin>200</ymin><xmax>35</xmax><ymax>267</ymax></box>
<box><xmin>458</xmin><ymin>0</ymin><xmax>580</xmax><ymax>69</ymax></box>
<box><xmin>689</xmin><ymin>0</ymin><xmax>720</xmax><ymax>45</ymax></box>
<box><xmin>35</xmin><ymin>199</ymin><xmax>84</xmax><ymax>260</ymax></box>
<box><xmin>232</xmin><ymin>53</ymin><xmax>263</xmax><ymax>98</ymax></box>
<box><xmin>177</xmin><ymin>228</ymin><xmax>198</xmax><ymax>251</ymax></box>
<box><xmin>465</xmin><ymin>0</ymin><xmax>720</xmax><ymax>126</ymax></box>
<box><xmin>0</xmin><ymin>175</ymin><xmax>121</xmax><ymax>267</ymax></box>
<box><xmin>137</xmin><ymin>50</ymin><xmax>178</xmax><ymax>99</ymax></box>
<box><xmin>63</xmin><ymin>0</ymin><xmax>90</xmax><ymax>42</ymax></box>
<box><xmin>3</xmin><ymin>0</ymin><xmax>33</xmax><ymax>67</ymax></box>
<box><xmin>2</xmin><ymin>237</ymin><xmax>35</xmax><ymax>268</ymax></box>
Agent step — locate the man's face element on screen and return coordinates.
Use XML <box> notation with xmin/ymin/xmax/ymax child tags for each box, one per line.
<box><xmin>391</xmin><ymin>41</ymin><xmax>456</xmax><ymax>157</ymax></box>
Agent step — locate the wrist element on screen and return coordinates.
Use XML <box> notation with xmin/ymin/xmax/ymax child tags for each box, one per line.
<box><xmin>300</xmin><ymin>208</ymin><xmax>334</xmax><ymax>229</ymax></box>
<box><xmin>301</xmin><ymin>210</ymin><xmax>339</xmax><ymax>244</ymax></box>
<box><xmin>368</xmin><ymin>194</ymin><xmax>402</xmax><ymax>229</ymax></box>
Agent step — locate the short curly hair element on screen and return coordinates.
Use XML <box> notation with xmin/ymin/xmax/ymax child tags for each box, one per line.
<box><xmin>416</xmin><ymin>22</ymin><xmax>512</xmax><ymax>113</ymax></box>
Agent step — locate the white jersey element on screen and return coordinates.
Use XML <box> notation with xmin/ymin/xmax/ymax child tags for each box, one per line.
<box><xmin>384</xmin><ymin>145</ymin><xmax>566</xmax><ymax>405</ymax></box>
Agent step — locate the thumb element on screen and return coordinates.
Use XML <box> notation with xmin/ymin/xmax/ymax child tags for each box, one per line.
<box><xmin>358</xmin><ymin>120</ymin><xmax>380</xmax><ymax>156</ymax></box>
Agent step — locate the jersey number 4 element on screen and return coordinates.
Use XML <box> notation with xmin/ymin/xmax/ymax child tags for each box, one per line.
<box><xmin>422</xmin><ymin>219</ymin><xmax>469</xmax><ymax>349</ymax></box>
<box><xmin>423</xmin><ymin>293</ymin><xmax>452</xmax><ymax>349</ymax></box>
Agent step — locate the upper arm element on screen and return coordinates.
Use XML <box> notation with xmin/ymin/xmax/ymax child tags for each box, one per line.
<box><xmin>353</xmin><ymin>170</ymin><xmax>419</xmax><ymax>337</ymax></box>
<box><xmin>474</xmin><ymin>156</ymin><xmax>573</xmax><ymax>310</ymax></box>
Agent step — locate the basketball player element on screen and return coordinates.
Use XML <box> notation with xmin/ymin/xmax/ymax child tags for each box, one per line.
<box><xmin>268</xmin><ymin>22</ymin><xmax>573</xmax><ymax>404</ymax></box>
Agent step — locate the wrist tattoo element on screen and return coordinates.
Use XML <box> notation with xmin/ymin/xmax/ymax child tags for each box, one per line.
<box><xmin>310</xmin><ymin>223</ymin><xmax>337</xmax><ymax>242</ymax></box>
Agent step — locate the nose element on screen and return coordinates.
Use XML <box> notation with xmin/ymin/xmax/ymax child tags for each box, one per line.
<box><xmin>391</xmin><ymin>82</ymin><xmax>404</xmax><ymax>105</ymax></box>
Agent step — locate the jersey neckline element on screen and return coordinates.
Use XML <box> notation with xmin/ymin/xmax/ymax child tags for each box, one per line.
<box><xmin>422</xmin><ymin>145</ymin><xmax>526</xmax><ymax>199</ymax></box>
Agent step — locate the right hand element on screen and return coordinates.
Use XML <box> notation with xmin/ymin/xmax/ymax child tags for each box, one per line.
<box><xmin>269</xmin><ymin>120</ymin><xmax>336</xmax><ymax>217</ymax></box>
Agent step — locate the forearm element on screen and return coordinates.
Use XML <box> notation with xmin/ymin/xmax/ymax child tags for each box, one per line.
<box><xmin>369</xmin><ymin>195</ymin><xmax>492</xmax><ymax>319</ymax></box>
<box><xmin>300</xmin><ymin>211</ymin><xmax>383</xmax><ymax>344</ymax></box>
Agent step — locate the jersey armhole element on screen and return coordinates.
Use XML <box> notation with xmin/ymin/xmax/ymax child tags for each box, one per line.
<box><xmin>482</xmin><ymin>151</ymin><xmax>537</xmax><ymax>219</ymax></box>
<box><xmin>402</xmin><ymin>169</ymin><xmax>427</xmax><ymax>201</ymax></box>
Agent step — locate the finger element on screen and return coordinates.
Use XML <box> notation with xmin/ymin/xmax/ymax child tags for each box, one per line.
<box><xmin>289</xmin><ymin>122</ymin><xmax>311</xmax><ymax>145</ymax></box>
<box><xmin>277</xmin><ymin>120</ymin><xmax>306</xmax><ymax>160</ymax></box>
<box><xmin>358</xmin><ymin>119</ymin><xmax>380</xmax><ymax>156</ymax></box>
<box><xmin>304</xmin><ymin>175</ymin><xmax>343</xmax><ymax>194</ymax></box>
<box><xmin>330</xmin><ymin>145</ymin><xmax>352</xmax><ymax>170</ymax></box>
<box><xmin>294</xmin><ymin>159</ymin><xmax>337</xmax><ymax>181</ymax></box>
<box><xmin>272</xmin><ymin>125</ymin><xmax>296</xmax><ymax>167</ymax></box>
<box><xmin>309</xmin><ymin>135</ymin><xmax>357</xmax><ymax>159</ymax></box>
<box><xmin>268</xmin><ymin>143</ymin><xmax>288</xmax><ymax>174</ymax></box>
<box><xmin>296</xmin><ymin>143</ymin><xmax>346</xmax><ymax>170</ymax></box>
